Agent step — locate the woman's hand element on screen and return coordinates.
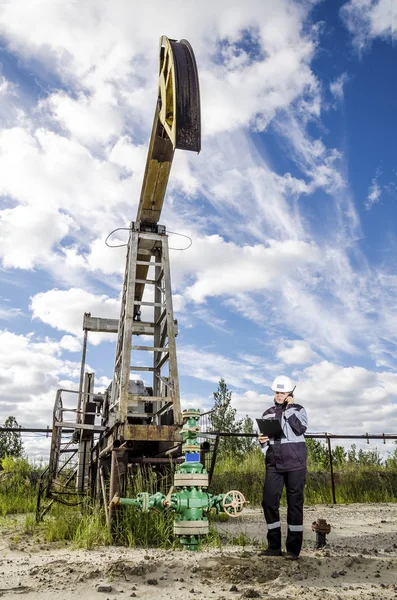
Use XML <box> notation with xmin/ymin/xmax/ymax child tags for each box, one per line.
<box><xmin>258</xmin><ymin>435</ymin><xmax>269</xmax><ymax>444</ymax></box>
<box><xmin>286</xmin><ymin>396</ymin><xmax>294</xmax><ymax>404</ymax></box>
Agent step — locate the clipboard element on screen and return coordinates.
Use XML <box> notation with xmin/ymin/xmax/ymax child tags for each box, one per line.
<box><xmin>256</xmin><ymin>418</ymin><xmax>283</xmax><ymax>438</ymax></box>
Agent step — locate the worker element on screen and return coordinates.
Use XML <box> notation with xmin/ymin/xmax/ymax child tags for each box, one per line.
<box><xmin>258</xmin><ymin>375</ymin><xmax>308</xmax><ymax>560</ymax></box>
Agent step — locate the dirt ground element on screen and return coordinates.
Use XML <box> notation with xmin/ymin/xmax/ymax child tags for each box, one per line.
<box><xmin>1</xmin><ymin>503</ymin><xmax>397</xmax><ymax>599</ymax></box>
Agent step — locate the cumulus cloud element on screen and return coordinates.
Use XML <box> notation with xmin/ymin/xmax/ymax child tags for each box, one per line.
<box><xmin>0</xmin><ymin>203</ymin><xmax>73</xmax><ymax>269</ymax></box>
<box><xmin>0</xmin><ymin>329</ymin><xmax>80</xmax><ymax>423</ymax></box>
<box><xmin>30</xmin><ymin>288</ymin><xmax>120</xmax><ymax>342</ymax></box>
<box><xmin>276</xmin><ymin>340</ymin><xmax>320</xmax><ymax>365</ymax></box>
<box><xmin>228</xmin><ymin>359</ymin><xmax>397</xmax><ymax>437</ymax></box>
<box><xmin>59</xmin><ymin>334</ymin><xmax>82</xmax><ymax>352</ymax></box>
<box><xmin>297</xmin><ymin>360</ymin><xmax>397</xmax><ymax>433</ymax></box>
<box><xmin>232</xmin><ymin>389</ymin><xmax>273</xmax><ymax>420</ymax></box>
<box><xmin>42</xmin><ymin>89</ymin><xmax>125</xmax><ymax>146</ymax></box>
<box><xmin>0</xmin><ymin>0</ymin><xmax>329</xmax><ymax>279</ymax></box>
<box><xmin>0</xmin><ymin>0</ymin><xmax>320</xmax><ymax>137</ymax></box>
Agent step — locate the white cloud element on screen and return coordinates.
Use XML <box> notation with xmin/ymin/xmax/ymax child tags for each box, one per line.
<box><xmin>0</xmin><ymin>329</ymin><xmax>80</xmax><ymax>423</ymax></box>
<box><xmin>59</xmin><ymin>334</ymin><xmax>82</xmax><ymax>352</ymax></box>
<box><xmin>232</xmin><ymin>390</ymin><xmax>273</xmax><ymax>421</ymax></box>
<box><xmin>0</xmin><ymin>0</ymin><xmax>320</xmax><ymax>138</ymax></box>
<box><xmin>366</xmin><ymin>168</ymin><xmax>382</xmax><ymax>209</ymax></box>
<box><xmin>42</xmin><ymin>88</ymin><xmax>124</xmax><ymax>146</ymax></box>
<box><xmin>107</xmin><ymin>136</ymin><xmax>147</xmax><ymax>173</ymax></box>
<box><xmin>0</xmin><ymin>127</ymin><xmax>138</xmax><ymax>270</ymax></box>
<box><xmin>0</xmin><ymin>204</ymin><xmax>73</xmax><ymax>269</ymax></box>
<box><xmin>297</xmin><ymin>360</ymin><xmax>397</xmax><ymax>432</ymax></box>
<box><xmin>30</xmin><ymin>288</ymin><xmax>120</xmax><ymax>343</ymax></box>
<box><xmin>96</xmin><ymin>375</ymin><xmax>112</xmax><ymax>392</ymax></box>
<box><xmin>178</xmin><ymin>344</ymin><xmax>266</xmax><ymax>388</ymax></box>
<box><xmin>0</xmin><ymin>305</ymin><xmax>23</xmax><ymax>320</ymax></box>
<box><xmin>172</xmin><ymin>236</ymin><xmax>321</xmax><ymax>303</ymax></box>
<box><xmin>230</xmin><ymin>360</ymin><xmax>397</xmax><ymax>436</ymax></box>
<box><xmin>0</xmin><ymin>0</ymin><xmax>330</xmax><ymax>280</ymax></box>
<box><xmin>341</xmin><ymin>0</ymin><xmax>397</xmax><ymax>52</ymax></box>
<box><xmin>276</xmin><ymin>340</ymin><xmax>320</xmax><ymax>365</ymax></box>
<box><xmin>329</xmin><ymin>73</ymin><xmax>349</xmax><ymax>101</ymax></box>
<box><xmin>0</xmin><ymin>328</ymin><xmax>90</xmax><ymax>460</ymax></box>
<box><xmin>0</xmin><ymin>0</ymin><xmax>358</xmax><ymax>352</ymax></box>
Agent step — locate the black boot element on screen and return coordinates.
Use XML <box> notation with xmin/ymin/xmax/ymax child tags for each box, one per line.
<box><xmin>259</xmin><ymin>547</ymin><xmax>282</xmax><ymax>557</ymax></box>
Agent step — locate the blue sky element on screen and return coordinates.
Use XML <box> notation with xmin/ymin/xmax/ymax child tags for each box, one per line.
<box><xmin>0</xmin><ymin>0</ymin><xmax>396</xmax><ymax>458</ymax></box>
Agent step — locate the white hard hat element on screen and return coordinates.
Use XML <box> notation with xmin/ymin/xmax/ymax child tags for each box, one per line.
<box><xmin>271</xmin><ymin>376</ymin><xmax>295</xmax><ymax>393</ymax></box>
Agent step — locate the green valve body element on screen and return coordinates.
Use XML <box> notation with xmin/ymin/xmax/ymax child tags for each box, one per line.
<box><xmin>113</xmin><ymin>409</ymin><xmax>246</xmax><ymax>551</ymax></box>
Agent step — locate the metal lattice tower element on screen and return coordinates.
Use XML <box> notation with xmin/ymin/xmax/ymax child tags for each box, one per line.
<box><xmin>110</xmin><ymin>222</ymin><xmax>181</xmax><ymax>426</ymax></box>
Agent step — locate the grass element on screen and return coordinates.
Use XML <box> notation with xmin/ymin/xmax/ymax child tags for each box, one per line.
<box><xmin>209</xmin><ymin>450</ymin><xmax>265</xmax><ymax>504</ymax></box>
<box><xmin>0</xmin><ymin>478</ymin><xmax>37</xmax><ymax>516</ymax></box>
<box><xmin>305</xmin><ymin>468</ymin><xmax>397</xmax><ymax>504</ymax></box>
<box><xmin>210</xmin><ymin>452</ymin><xmax>397</xmax><ymax>506</ymax></box>
<box><xmin>2</xmin><ymin>451</ymin><xmax>397</xmax><ymax>550</ymax></box>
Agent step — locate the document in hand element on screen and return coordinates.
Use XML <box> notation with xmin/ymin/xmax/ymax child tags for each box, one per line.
<box><xmin>256</xmin><ymin>418</ymin><xmax>283</xmax><ymax>438</ymax></box>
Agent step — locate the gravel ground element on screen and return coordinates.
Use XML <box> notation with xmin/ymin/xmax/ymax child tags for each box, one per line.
<box><xmin>1</xmin><ymin>503</ymin><xmax>397</xmax><ymax>599</ymax></box>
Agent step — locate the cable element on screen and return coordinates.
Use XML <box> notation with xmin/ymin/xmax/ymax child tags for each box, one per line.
<box><xmin>168</xmin><ymin>231</ymin><xmax>193</xmax><ymax>251</ymax></box>
<box><xmin>105</xmin><ymin>227</ymin><xmax>130</xmax><ymax>248</ymax></box>
<box><xmin>104</xmin><ymin>227</ymin><xmax>192</xmax><ymax>251</ymax></box>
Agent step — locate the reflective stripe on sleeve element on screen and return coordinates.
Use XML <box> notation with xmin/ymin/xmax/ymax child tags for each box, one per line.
<box><xmin>288</xmin><ymin>524</ymin><xmax>303</xmax><ymax>532</ymax></box>
<box><xmin>267</xmin><ymin>521</ymin><xmax>281</xmax><ymax>530</ymax></box>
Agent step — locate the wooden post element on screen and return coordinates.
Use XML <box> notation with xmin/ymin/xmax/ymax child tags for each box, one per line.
<box><xmin>326</xmin><ymin>435</ymin><xmax>336</xmax><ymax>504</ymax></box>
<box><xmin>108</xmin><ymin>447</ymin><xmax>128</xmax><ymax>525</ymax></box>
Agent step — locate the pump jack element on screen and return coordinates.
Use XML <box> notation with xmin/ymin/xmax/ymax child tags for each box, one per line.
<box><xmin>37</xmin><ymin>37</ymin><xmax>246</xmax><ymax>537</ymax></box>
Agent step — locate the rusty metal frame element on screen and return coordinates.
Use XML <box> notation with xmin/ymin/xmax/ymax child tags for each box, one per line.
<box><xmin>36</xmin><ymin>35</ymin><xmax>200</xmax><ymax>523</ymax></box>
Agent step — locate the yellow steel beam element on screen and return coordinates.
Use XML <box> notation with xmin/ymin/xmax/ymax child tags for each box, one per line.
<box><xmin>136</xmin><ymin>36</ymin><xmax>200</xmax><ymax>225</ymax></box>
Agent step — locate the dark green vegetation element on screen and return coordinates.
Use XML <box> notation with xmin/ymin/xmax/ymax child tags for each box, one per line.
<box><xmin>210</xmin><ymin>443</ymin><xmax>397</xmax><ymax>505</ymax></box>
<box><xmin>0</xmin><ymin>416</ymin><xmax>24</xmax><ymax>461</ymax></box>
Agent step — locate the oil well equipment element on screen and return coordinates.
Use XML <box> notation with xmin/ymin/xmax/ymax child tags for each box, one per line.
<box><xmin>36</xmin><ymin>36</ymin><xmax>247</xmax><ymax>545</ymax></box>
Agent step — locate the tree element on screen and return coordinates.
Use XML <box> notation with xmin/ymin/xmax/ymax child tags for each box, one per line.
<box><xmin>209</xmin><ymin>379</ymin><xmax>243</xmax><ymax>457</ymax></box>
<box><xmin>347</xmin><ymin>443</ymin><xmax>358</xmax><ymax>466</ymax></box>
<box><xmin>0</xmin><ymin>416</ymin><xmax>24</xmax><ymax>463</ymax></box>
<box><xmin>306</xmin><ymin>438</ymin><xmax>328</xmax><ymax>470</ymax></box>
<box><xmin>240</xmin><ymin>415</ymin><xmax>256</xmax><ymax>455</ymax></box>
<box><xmin>386</xmin><ymin>442</ymin><xmax>397</xmax><ymax>470</ymax></box>
<box><xmin>332</xmin><ymin>445</ymin><xmax>347</xmax><ymax>469</ymax></box>
<box><xmin>357</xmin><ymin>447</ymin><xmax>382</xmax><ymax>467</ymax></box>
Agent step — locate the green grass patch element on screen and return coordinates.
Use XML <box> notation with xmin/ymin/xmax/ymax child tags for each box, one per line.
<box><xmin>210</xmin><ymin>455</ymin><xmax>397</xmax><ymax>506</ymax></box>
<box><xmin>2</xmin><ymin>450</ymin><xmax>397</xmax><ymax>551</ymax></box>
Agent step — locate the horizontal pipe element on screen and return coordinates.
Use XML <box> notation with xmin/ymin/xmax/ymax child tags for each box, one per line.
<box><xmin>2</xmin><ymin>427</ymin><xmax>397</xmax><ymax>442</ymax></box>
<box><xmin>199</xmin><ymin>432</ymin><xmax>397</xmax><ymax>440</ymax></box>
<box><xmin>164</xmin><ymin>444</ymin><xmax>182</xmax><ymax>456</ymax></box>
<box><xmin>132</xmin><ymin>457</ymin><xmax>184</xmax><ymax>464</ymax></box>
<box><xmin>118</xmin><ymin>497</ymin><xmax>140</xmax><ymax>506</ymax></box>
<box><xmin>0</xmin><ymin>428</ymin><xmax>53</xmax><ymax>433</ymax></box>
<box><xmin>98</xmin><ymin>439</ymin><xmax>122</xmax><ymax>459</ymax></box>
